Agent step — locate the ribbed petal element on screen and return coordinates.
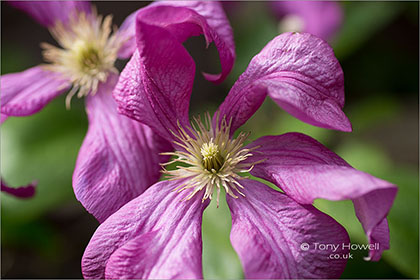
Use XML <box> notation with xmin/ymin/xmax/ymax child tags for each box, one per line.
<box><xmin>73</xmin><ymin>74</ymin><xmax>171</xmax><ymax>223</ymax></box>
<box><xmin>227</xmin><ymin>179</ymin><xmax>350</xmax><ymax>279</ymax></box>
<box><xmin>271</xmin><ymin>1</ymin><xmax>343</xmax><ymax>41</ymax></box>
<box><xmin>8</xmin><ymin>1</ymin><xmax>91</xmax><ymax>27</ymax></box>
<box><xmin>114</xmin><ymin>1</ymin><xmax>235</xmax><ymax>141</ymax></box>
<box><xmin>247</xmin><ymin>133</ymin><xmax>397</xmax><ymax>260</ymax></box>
<box><xmin>117</xmin><ymin>1</ymin><xmax>235</xmax><ymax>68</ymax></box>
<box><xmin>146</xmin><ymin>1</ymin><xmax>235</xmax><ymax>83</ymax></box>
<box><xmin>118</xmin><ymin>0</ymin><xmax>235</xmax><ymax>63</ymax></box>
<box><xmin>216</xmin><ymin>32</ymin><xmax>351</xmax><ymax>133</ymax></box>
<box><xmin>1</xmin><ymin>66</ymin><xmax>70</xmax><ymax>120</ymax></box>
<box><xmin>82</xmin><ymin>179</ymin><xmax>208</xmax><ymax>279</ymax></box>
<box><xmin>1</xmin><ymin>180</ymin><xmax>36</xmax><ymax>199</ymax></box>
<box><xmin>114</xmin><ymin>25</ymin><xmax>195</xmax><ymax>142</ymax></box>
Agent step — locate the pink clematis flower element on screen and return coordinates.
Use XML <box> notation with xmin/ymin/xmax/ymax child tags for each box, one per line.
<box><xmin>81</xmin><ymin>8</ymin><xmax>397</xmax><ymax>279</ymax></box>
<box><xmin>271</xmin><ymin>1</ymin><xmax>343</xmax><ymax>41</ymax></box>
<box><xmin>1</xmin><ymin>1</ymin><xmax>235</xmax><ymax>222</ymax></box>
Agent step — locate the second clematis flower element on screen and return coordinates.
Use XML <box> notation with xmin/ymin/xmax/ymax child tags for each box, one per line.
<box><xmin>81</xmin><ymin>6</ymin><xmax>397</xmax><ymax>279</ymax></box>
<box><xmin>1</xmin><ymin>1</ymin><xmax>235</xmax><ymax>222</ymax></box>
<box><xmin>271</xmin><ymin>1</ymin><xmax>343</xmax><ymax>41</ymax></box>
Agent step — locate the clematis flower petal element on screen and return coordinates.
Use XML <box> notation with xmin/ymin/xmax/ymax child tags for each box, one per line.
<box><xmin>1</xmin><ymin>180</ymin><xmax>36</xmax><ymax>199</ymax></box>
<box><xmin>271</xmin><ymin>1</ymin><xmax>343</xmax><ymax>41</ymax></box>
<box><xmin>246</xmin><ymin>133</ymin><xmax>397</xmax><ymax>260</ymax></box>
<box><xmin>141</xmin><ymin>1</ymin><xmax>235</xmax><ymax>83</ymax></box>
<box><xmin>82</xmin><ymin>179</ymin><xmax>208</xmax><ymax>279</ymax></box>
<box><xmin>216</xmin><ymin>32</ymin><xmax>351</xmax><ymax>133</ymax></box>
<box><xmin>114</xmin><ymin>24</ymin><xmax>195</xmax><ymax>142</ymax></box>
<box><xmin>1</xmin><ymin>66</ymin><xmax>70</xmax><ymax>120</ymax></box>
<box><xmin>73</xmin><ymin>74</ymin><xmax>172</xmax><ymax>223</ymax></box>
<box><xmin>8</xmin><ymin>1</ymin><xmax>91</xmax><ymax>27</ymax></box>
<box><xmin>114</xmin><ymin>2</ymin><xmax>235</xmax><ymax>141</ymax></box>
<box><xmin>116</xmin><ymin>9</ymin><xmax>138</xmax><ymax>59</ymax></box>
<box><xmin>117</xmin><ymin>1</ymin><xmax>235</xmax><ymax>66</ymax></box>
<box><xmin>227</xmin><ymin>179</ymin><xmax>350</xmax><ymax>278</ymax></box>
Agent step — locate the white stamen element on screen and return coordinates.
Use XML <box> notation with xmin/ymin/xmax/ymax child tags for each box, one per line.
<box><xmin>162</xmin><ymin>113</ymin><xmax>261</xmax><ymax>207</ymax></box>
<box><xmin>41</xmin><ymin>7</ymin><xmax>124</xmax><ymax>108</ymax></box>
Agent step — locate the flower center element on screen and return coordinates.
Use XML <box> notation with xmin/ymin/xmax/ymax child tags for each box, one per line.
<box><xmin>73</xmin><ymin>40</ymin><xmax>103</xmax><ymax>73</ymax></box>
<box><xmin>201</xmin><ymin>141</ymin><xmax>224</xmax><ymax>172</ymax></box>
<box><xmin>162</xmin><ymin>113</ymin><xmax>260</xmax><ymax>206</ymax></box>
<box><xmin>41</xmin><ymin>7</ymin><xmax>122</xmax><ymax>108</ymax></box>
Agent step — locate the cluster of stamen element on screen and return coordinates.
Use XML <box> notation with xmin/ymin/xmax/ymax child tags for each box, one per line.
<box><xmin>41</xmin><ymin>7</ymin><xmax>122</xmax><ymax>108</ymax></box>
<box><xmin>162</xmin><ymin>113</ymin><xmax>260</xmax><ymax>206</ymax></box>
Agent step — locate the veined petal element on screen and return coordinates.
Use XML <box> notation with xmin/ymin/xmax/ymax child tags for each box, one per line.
<box><xmin>116</xmin><ymin>1</ymin><xmax>235</xmax><ymax>65</ymax></box>
<box><xmin>117</xmin><ymin>1</ymin><xmax>235</xmax><ymax>64</ymax></box>
<box><xmin>82</xmin><ymin>179</ymin><xmax>208</xmax><ymax>279</ymax></box>
<box><xmin>8</xmin><ymin>1</ymin><xmax>91</xmax><ymax>28</ymax></box>
<box><xmin>271</xmin><ymin>1</ymin><xmax>343</xmax><ymax>41</ymax></box>
<box><xmin>216</xmin><ymin>32</ymin><xmax>351</xmax><ymax>133</ymax></box>
<box><xmin>1</xmin><ymin>66</ymin><xmax>70</xmax><ymax>120</ymax></box>
<box><xmin>114</xmin><ymin>2</ymin><xmax>235</xmax><ymax>141</ymax></box>
<box><xmin>247</xmin><ymin>133</ymin><xmax>397</xmax><ymax>260</ymax></box>
<box><xmin>227</xmin><ymin>179</ymin><xmax>350</xmax><ymax>279</ymax></box>
<box><xmin>114</xmin><ymin>25</ymin><xmax>195</xmax><ymax>142</ymax></box>
<box><xmin>1</xmin><ymin>180</ymin><xmax>36</xmax><ymax>199</ymax></box>
<box><xmin>73</xmin><ymin>74</ymin><xmax>172</xmax><ymax>223</ymax></box>
<box><xmin>142</xmin><ymin>1</ymin><xmax>235</xmax><ymax>83</ymax></box>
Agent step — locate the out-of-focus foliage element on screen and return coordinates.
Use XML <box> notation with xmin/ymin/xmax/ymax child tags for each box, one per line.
<box><xmin>1</xmin><ymin>1</ymin><xmax>418</xmax><ymax>279</ymax></box>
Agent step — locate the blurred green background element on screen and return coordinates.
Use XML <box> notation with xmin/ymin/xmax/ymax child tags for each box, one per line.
<box><xmin>1</xmin><ymin>1</ymin><xmax>419</xmax><ymax>279</ymax></box>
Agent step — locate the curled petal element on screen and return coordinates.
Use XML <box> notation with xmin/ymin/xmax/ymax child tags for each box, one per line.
<box><xmin>82</xmin><ymin>179</ymin><xmax>208</xmax><ymax>279</ymax></box>
<box><xmin>227</xmin><ymin>179</ymin><xmax>350</xmax><ymax>278</ymax></box>
<box><xmin>73</xmin><ymin>74</ymin><xmax>171</xmax><ymax>223</ymax></box>
<box><xmin>247</xmin><ymin>133</ymin><xmax>397</xmax><ymax>260</ymax></box>
<box><xmin>272</xmin><ymin>1</ymin><xmax>343</xmax><ymax>41</ymax></box>
<box><xmin>8</xmin><ymin>1</ymin><xmax>91</xmax><ymax>27</ymax></box>
<box><xmin>117</xmin><ymin>1</ymin><xmax>235</xmax><ymax>65</ymax></box>
<box><xmin>114</xmin><ymin>2</ymin><xmax>235</xmax><ymax>141</ymax></box>
<box><xmin>1</xmin><ymin>180</ymin><xmax>36</xmax><ymax>199</ymax></box>
<box><xmin>142</xmin><ymin>1</ymin><xmax>235</xmax><ymax>83</ymax></box>
<box><xmin>114</xmin><ymin>26</ymin><xmax>195</xmax><ymax>142</ymax></box>
<box><xmin>1</xmin><ymin>66</ymin><xmax>70</xmax><ymax>120</ymax></box>
<box><xmin>216</xmin><ymin>32</ymin><xmax>351</xmax><ymax>133</ymax></box>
